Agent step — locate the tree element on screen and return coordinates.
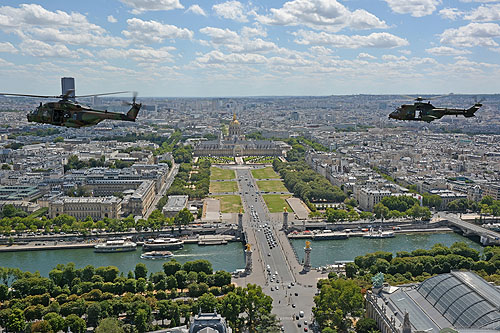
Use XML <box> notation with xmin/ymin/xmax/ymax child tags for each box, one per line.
<box><xmin>134</xmin><ymin>263</ymin><xmax>148</xmax><ymax>280</ymax></box>
<box><xmin>86</xmin><ymin>303</ymin><xmax>102</xmax><ymax>328</ymax></box>
<box><xmin>96</xmin><ymin>318</ymin><xmax>124</xmax><ymax>333</ymax></box>
<box><xmin>242</xmin><ymin>284</ymin><xmax>273</xmax><ymax>331</ymax></box>
<box><xmin>7</xmin><ymin>308</ymin><xmax>26</xmax><ymax>332</ymax></box>
<box><xmin>373</xmin><ymin>203</ymin><xmax>389</xmax><ymax>220</ymax></box>
<box><xmin>65</xmin><ymin>314</ymin><xmax>86</xmax><ymax>333</ymax></box>
<box><xmin>44</xmin><ymin>312</ymin><xmax>65</xmax><ymax>332</ymax></box>
<box><xmin>134</xmin><ymin>308</ymin><xmax>149</xmax><ymax>333</ymax></box>
<box><xmin>175</xmin><ymin>270</ymin><xmax>188</xmax><ymax>289</ymax></box>
<box><xmin>313</xmin><ymin>278</ymin><xmax>364</xmax><ymax>331</ymax></box>
<box><xmin>355</xmin><ymin>318</ymin><xmax>378</xmax><ymax>333</ymax></box>
<box><xmin>197</xmin><ymin>292</ymin><xmax>218</xmax><ymax>313</ymax></box>
<box><xmin>174</xmin><ymin>208</ymin><xmax>194</xmax><ymax>231</ymax></box>
<box><xmin>30</xmin><ymin>320</ymin><xmax>52</xmax><ymax>333</ymax></box>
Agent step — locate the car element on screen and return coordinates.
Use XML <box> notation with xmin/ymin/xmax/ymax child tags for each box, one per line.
<box><xmin>304</xmin><ymin>321</ymin><xmax>308</xmax><ymax>326</ymax></box>
<box><xmin>297</xmin><ymin>323</ymin><xmax>301</xmax><ymax>327</ymax></box>
<box><xmin>304</xmin><ymin>327</ymin><xmax>308</xmax><ymax>332</ymax></box>
<box><xmin>288</xmin><ymin>284</ymin><xmax>291</xmax><ymax>289</ymax></box>
<box><xmin>299</xmin><ymin>311</ymin><xmax>304</xmax><ymax>317</ymax></box>
<box><xmin>292</xmin><ymin>304</ymin><xmax>296</xmax><ymax>308</ymax></box>
<box><xmin>267</xmin><ymin>253</ymin><xmax>271</xmax><ymax>256</ymax></box>
<box><xmin>276</xmin><ymin>285</ymin><xmax>280</xmax><ymax>290</ymax></box>
<box><xmin>270</xmin><ymin>287</ymin><xmax>274</xmax><ymax>291</ymax></box>
<box><xmin>295</xmin><ymin>292</ymin><xmax>299</xmax><ymax>296</ymax></box>
<box><xmin>295</xmin><ymin>315</ymin><xmax>299</xmax><ymax>320</ymax></box>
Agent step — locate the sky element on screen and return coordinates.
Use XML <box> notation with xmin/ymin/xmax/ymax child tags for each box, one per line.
<box><xmin>0</xmin><ymin>0</ymin><xmax>500</xmax><ymax>97</ymax></box>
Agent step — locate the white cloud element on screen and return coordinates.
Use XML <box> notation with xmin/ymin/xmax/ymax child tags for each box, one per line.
<box><xmin>241</xmin><ymin>26</ymin><xmax>267</xmax><ymax>38</ymax></box>
<box><xmin>0</xmin><ymin>4</ymin><xmax>126</xmax><ymax>47</ymax></box>
<box><xmin>425</xmin><ymin>46</ymin><xmax>472</xmax><ymax>55</ymax></box>
<box><xmin>381</xmin><ymin>54</ymin><xmax>408</xmax><ymax>61</ymax></box>
<box><xmin>440</xmin><ymin>22</ymin><xmax>500</xmax><ymax>47</ymax></box>
<box><xmin>196</xmin><ymin>50</ymin><xmax>267</xmax><ymax>65</ymax></box>
<box><xmin>199</xmin><ymin>27</ymin><xmax>277</xmax><ymax>53</ymax></box>
<box><xmin>199</xmin><ymin>27</ymin><xmax>239</xmax><ymax>44</ymax></box>
<box><xmin>358</xmin><ymin>52</ymin><xmax>376</xmax><ymax>59</ymax></box>
<box><xmin>439</xmin><ymin>8</ymin><xmax>463</xmax><ymax>20</ymax></box>
<box><xmin>256</xmin><ymin>0</ymin><xmax>387</xmax><ymax>32</ymax></box>
<box><xmin>0</xmin><ymin>42</ymin><xmax>18</xmax><ymax>53</ymax></box>
<box><xmin>294</xmin><ymin>30</ymin><xmax>409</xmax><ymax>49</ymax></box>
<box><xmin>464</xmin><ymin>4</ymin><xmax>500</xmax><ymax>21</ymax></box>
<box><xmin>123</xmin><ymin>18</ymin><xmax>193</xmax><ymax>43</ymax></box>
<box><xmin>19</xmin><ymin>39</ymin><xmax>78</xmax><ymax>58</ymax></box>
<box><xmin>186</xmin><ymin>4</ymin><xmax>206</xmax><ymax>16</ymax></box>
<box><xmin>119</xmin><ymin>0</ymin><xmax>183</xmax><ymax>14</ymax></box>
<box><xmin>383</xmin><ymin>0</ymin><xmax>441</xmax><ymax>17</ymax></box>
<box><xmin>99</xmin><ymin>46</ymin><xmax>176</xmax><ymax>62</ymax></box>
<box><xmin>107</xmin><ymin>15</ymin><xmax>118</xmax><ymax>23</ymax></box>
<box><xmin>213</xmin><ymin>1</ymin><xmax>248</xmax><ymax>22</ymax></box>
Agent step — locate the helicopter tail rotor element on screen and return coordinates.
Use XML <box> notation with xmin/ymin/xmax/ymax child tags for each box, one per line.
<box><xmin>126</xmin><ymin>92</ymin><xmax>141</xmax><ymax>120</ymax></box>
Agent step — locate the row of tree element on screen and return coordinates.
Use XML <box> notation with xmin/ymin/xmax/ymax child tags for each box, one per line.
<box><xmin>161</xmin><ymin>159</ymin><xmax>210</xmax><ymax>201</ymax></box>
<box><xmin>0</xmin><ymin>206</ymin><xmax>195</xmax><ymax>236</ymax></box>
<box><xmin>273</xmin><ymin>159</ymin><xmax>347</xmax><ymax>211</ymax></box>
<box><xmin>0</xmin><ymin>259</ymin><xmax>279</xmax><ymax>332</ymax></box>
<box><xmin>347</xmin><ymin>242</ymin><xmax>500</xmax><ymax>285</ymax></box>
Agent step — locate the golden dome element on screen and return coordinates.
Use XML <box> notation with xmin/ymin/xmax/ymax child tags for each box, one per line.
<box><xmin>231</xmin><ymin>113</ymin><xmax>240</xmax><ymax>125</ymax></box>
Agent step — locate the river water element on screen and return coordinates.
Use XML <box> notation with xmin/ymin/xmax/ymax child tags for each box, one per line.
<box><xmin>0</xmin><ymin>233</ymin><xmax>482</xmax><ymax>276</ymax></box>
<box><xmin>289</xmin><ymin>232</ymin><xmax>483</xmax><ymax>268</ymax></box>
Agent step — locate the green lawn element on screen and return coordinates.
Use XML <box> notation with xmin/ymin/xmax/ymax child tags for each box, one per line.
<box><xmin>251</xmin><ymin>167</ymin><xmax>279</xmax><ymax>179</ymax></box>
<box><xmin>210</xmin><ymin>181</ymin><xmax>238</xmax><ymax>193</ymax></box>
<box><xmin>210</xmin><ymin>167</ymin><xmax>236</xmax><ymax>180</ymax></box>
<box><xmin>262</xmin><ymin>194</ymin><xmax>293</xmax><ymax>213</ymax></box>
<box><xmin>212</xmin><ymin>195</ymin><xmax>243</xmax><ymax>213</ymax></box>
<box><xmin>256</xmin><ymin>180</ymin><xmax>288</xmax><ymax>192</ymax></box>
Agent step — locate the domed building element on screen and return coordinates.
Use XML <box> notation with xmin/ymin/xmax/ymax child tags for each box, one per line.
<box><xmin>228</xmin><ymin>114</ymin><xmax>241</xmax><ymax>139</ymax></box>
<box><xmin>193</xmin><ymin>114</ymin><xmax>282</xmax><ymax>157</ymax></box>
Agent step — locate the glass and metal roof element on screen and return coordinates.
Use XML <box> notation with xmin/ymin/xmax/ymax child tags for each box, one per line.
<box><xmin>417</xmin><ymin>271</ymin><xmax>500</xmax><ymax>330</ymax></box>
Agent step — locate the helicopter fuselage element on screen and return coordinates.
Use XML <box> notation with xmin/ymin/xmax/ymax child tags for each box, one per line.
<box><xmin>27</xmin><ymin>100</ymin><xmax>141</xmax><ymax>128</ymax></box>
<box><xmin>389</xmin><ymin>101</ymin><xmax>482</xmax><ymax>123</ymax></box>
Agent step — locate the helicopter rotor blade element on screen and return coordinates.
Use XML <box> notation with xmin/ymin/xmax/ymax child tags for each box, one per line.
<box><xmin>0</xmin><ymin>93</ymin><xmax>61</xmax><ymax>99</ymax></box>
<box><xmin>74</xmin><ymin>91</ymin><xmax>130</xmax><ymax>98</ymax></box>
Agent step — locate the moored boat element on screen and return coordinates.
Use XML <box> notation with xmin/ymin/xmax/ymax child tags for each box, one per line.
<box><xmin>94</xmin><ymin>238</ymin><xmax>137</xmax><ymax>253</ymax></box>
<box><xmin>140</xmin><ymin>251</ymin><xmax>173</xmax><ymax>259</ymax></box>
<box><xmin>363</xmin><ymin>227</ymin><xmax>395</xmax><ymax>239</ymax></box>
<box><xmin>313</xmin><ymin>232</ymin><xmax>349</xmax><ymax>240</ymax></box>
<box><xmin>142</xmin><ymin>237</ymin><xmax>184</xmax><ymax>251</ymax></box>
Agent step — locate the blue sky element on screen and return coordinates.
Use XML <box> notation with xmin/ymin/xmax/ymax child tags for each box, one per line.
<box><xmin>0</xmin><ymin>0</ymin><xmax>499</xmax><ymax>96</ymax></box>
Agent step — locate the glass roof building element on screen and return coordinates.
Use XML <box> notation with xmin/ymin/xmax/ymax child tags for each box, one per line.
<box><xmin>417</xmin><ymin>271</ymin><xmax>500</xmax><ymax>331</ymax></box>
<box><xmin>366</xmin><ymin>271</ymin><xmax>500</xmax><ymax>333</ymax></box>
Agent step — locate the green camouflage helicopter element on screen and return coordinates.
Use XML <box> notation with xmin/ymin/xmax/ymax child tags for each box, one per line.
<box><xmin>389</xmin><ymin>95</ymin><xmax>482</xmax><ymax>123</ymax></box>
<box><xmin>0</xmin><ymin>90</ymin><xmax>141</xmax><ymax>128</ymax></box>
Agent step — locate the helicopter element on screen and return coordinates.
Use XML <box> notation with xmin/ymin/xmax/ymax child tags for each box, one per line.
<box><xmin>0</xmin><ymin>89</ymin><xmax>141</xmax><ymax>128</ymax></box>
<box><xmin>389</xmin><ymin>95</ymin><xmax>482</xmax><ymax>123</ymax></box>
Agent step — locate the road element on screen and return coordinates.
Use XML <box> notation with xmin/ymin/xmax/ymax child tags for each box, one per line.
<box><xmin>144</xmin><ymin>163</ymin><xmax>179</xmax><ymax>218</ymax></box>
<box><xmin>232</xmin><ymin>165</ymin><xmax>324</xmax><ymax>332</ymax></box>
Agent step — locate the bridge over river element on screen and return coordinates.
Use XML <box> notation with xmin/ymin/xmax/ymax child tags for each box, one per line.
<box><xmin>443</xmin><ymin>213</ymin><xmax>500</xmax><ymax>245</ymax></box>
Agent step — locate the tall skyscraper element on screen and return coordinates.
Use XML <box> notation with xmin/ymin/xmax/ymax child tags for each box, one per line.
<box><xmin>61</xmin><ymin>77</ymin><xmax>75</xmax><ymax>101</ymax></box>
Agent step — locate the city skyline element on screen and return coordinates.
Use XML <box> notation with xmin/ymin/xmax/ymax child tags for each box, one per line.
<box><xmin>1</xmin><ymin>0</ymin><xmax>500</xmax><ymax>96</ymax></box>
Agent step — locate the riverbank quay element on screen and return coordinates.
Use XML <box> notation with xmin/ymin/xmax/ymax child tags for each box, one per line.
<box><xmin>288</xmin><ymin>227</ymin><xmax>454</xmax><ymax>239</ymax></box>
<box><xmin>0</xmin><ymin>224</ymin><xmax>238</xmax><ymax>245</ymax></box>
<box><xmin>0</xmin><ymin>234</ymin><xmax>238</xmax><ymax>252</ymax></box>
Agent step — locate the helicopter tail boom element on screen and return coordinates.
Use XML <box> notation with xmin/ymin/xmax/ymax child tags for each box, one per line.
<box><xmin>464</xmin><ymin>103</ymin><xmax>481</xmax><ymax>118</ymax></box>
<box><xmin>126</xmin><ymin>103</ymin><xmax>142</xmax><ymax>121</ymax></box>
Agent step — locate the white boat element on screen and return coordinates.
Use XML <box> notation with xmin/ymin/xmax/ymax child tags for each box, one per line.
<box><xmin>140</xmin><ymin>251</ymin><xmax>173</xmax><ymax>259</ymax></box>
<box><xmin>363</xmin><ymin>227</ymin><xmax>395</xmax><ymax>239</ymax></box>
<box><xmin>94</xmin><ymin>238</ymin><xmax>137</xmax><ymax>253</ymax></box>
<box><xmin>142</xmin><ymin>237</ymin><xmax>184</xmax><ymax>251</ymax></box>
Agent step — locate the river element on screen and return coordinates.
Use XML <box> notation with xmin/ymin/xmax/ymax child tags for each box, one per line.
<box><xmin>0</xmin><ymin>233</ymin><xmax>483</xmax><ymax>275</ymax></box>
<box><xmin>289</xmin><ymin>232</ymin><xmax>483</xmax><ymax>268</ymax></box>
